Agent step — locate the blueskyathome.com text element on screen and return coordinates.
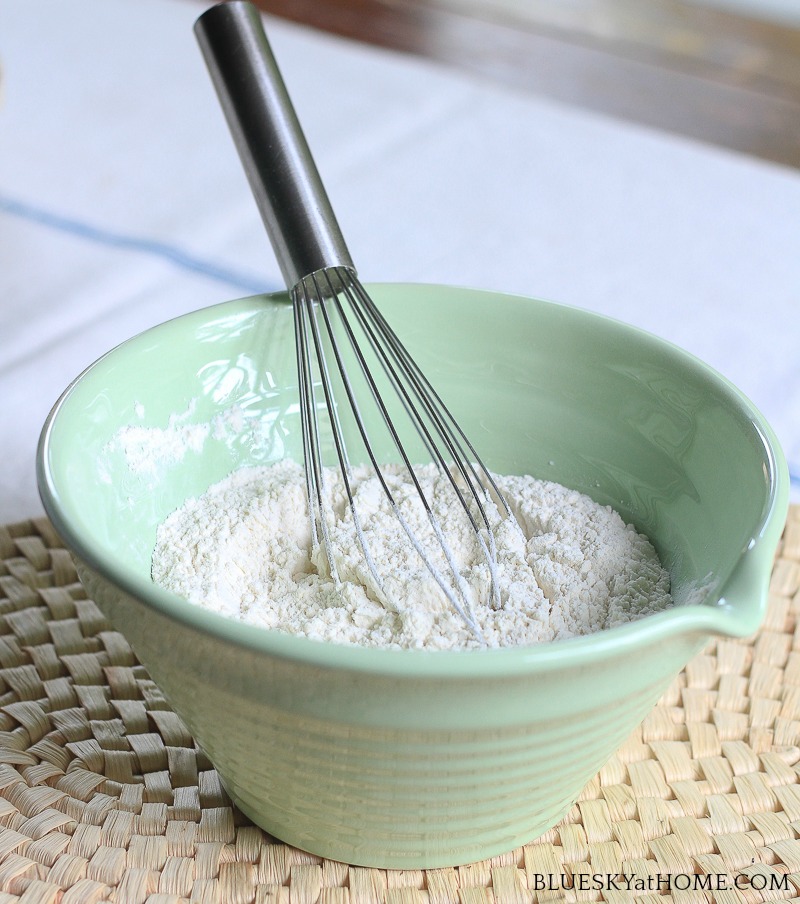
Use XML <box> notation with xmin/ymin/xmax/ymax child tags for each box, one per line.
<box><xmin>528</xmin><ymin>872</ymin><xmax>790</xmax><ymax>893</ymax></box>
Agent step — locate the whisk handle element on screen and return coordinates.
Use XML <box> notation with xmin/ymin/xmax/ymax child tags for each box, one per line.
<box><xmin>195</xmin><ymin>1</ymin><xmax>355</xmax><ymax>289</ymax></box>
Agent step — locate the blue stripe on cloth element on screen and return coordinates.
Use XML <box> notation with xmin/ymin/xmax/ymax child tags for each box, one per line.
<box><xmin>791</xmin><ymin>467</ymin><xmax>800</xmax><ymax>488</ymax></box>
<box><xmin>0</xmin><ymin>192</ymin><xmax>278</xmax><ymax>296</ymax></box>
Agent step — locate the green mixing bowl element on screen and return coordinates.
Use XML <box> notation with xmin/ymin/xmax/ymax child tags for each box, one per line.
<box><xmin>37</xmin><ymin>284</ymin><xmax>789</xmax><ymax>868</ymax></box>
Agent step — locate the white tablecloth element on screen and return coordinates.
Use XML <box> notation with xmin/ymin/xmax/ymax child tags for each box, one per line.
<box><xmin>1</xmin><ymin>0</ymin><xmax>798</xmax><ymax>523</ymax></box>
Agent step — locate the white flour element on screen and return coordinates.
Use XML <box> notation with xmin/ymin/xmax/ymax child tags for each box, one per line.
<box><xmin>104</xmin><ymin>403</ymin><xmax>246</xmax><ymax>479</ymax></box>
<box><xmin>151</xmin><ymin>460</ymin><xmax>673</xmax><ymax>650</ymax></box>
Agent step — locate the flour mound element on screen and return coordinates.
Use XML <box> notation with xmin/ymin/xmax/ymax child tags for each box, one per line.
<box><xmin>151</xmin><ymin>460</ymin><xmax>672</xmax><ymax>650</ymax></box>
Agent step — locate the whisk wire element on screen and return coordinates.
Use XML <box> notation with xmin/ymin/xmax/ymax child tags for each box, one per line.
<box><xmin>335</xmin><ymin>274</ymin><xmax>474</xmax><ymax>492</ymax></box>
<box><xmin>352</xmin><ymin>280</ymin><xmax>516</xmax><ymax>524</ymax></box>
<box><xmin>324</xmin><ymin>271</ymin><xmax>438</xmax><ymax>465</ymax></box>
<box><xmin>335</xmin><ymin>270</ymin><xmax>503</xmax><ymax>608</ymax></box>
<box><xmin>297</xmin><ymin>278</ymin><xmax>389</xmax><ymax>594</ymax></box>
<box><xmin>292</xmin><ymin>291</ymin><xmax>318</xmax><ymax>543</ymax></box>
<box><xmin>293</xmin><ymin>288</ymin><xmax>339</xmax><ymax>582</ymax></box>
<box><xmin>342</xmin><ymin>273</ymin><xmax>485</xmax><ymax>512</ymax></box>
<box><xmin>302</xmin><ymin>269</ymin><xmax>483</xmax><ymax>637</ymax></box>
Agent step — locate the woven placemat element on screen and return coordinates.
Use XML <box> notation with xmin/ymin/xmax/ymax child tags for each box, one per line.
<box><xmin>0</xmin><ymin>511</ymin><xmax>799</xmax><ymax>903</ymax></box>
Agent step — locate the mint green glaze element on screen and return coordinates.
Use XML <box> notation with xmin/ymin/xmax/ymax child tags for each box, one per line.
<box><xmin>37</xmin><ymin>284</ymin><xmax>788</xmax><ymax>867</ymax></box>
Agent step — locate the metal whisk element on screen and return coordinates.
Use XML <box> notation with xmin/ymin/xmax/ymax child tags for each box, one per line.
<box><xmin>195</xmin><ymin>1</ymin><xmax>515</xmax><ymax>639</ymax></box>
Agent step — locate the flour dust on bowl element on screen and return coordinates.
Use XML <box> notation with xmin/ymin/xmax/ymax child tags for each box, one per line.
<box><xmin>37</xmin><ymin>285</ymin><xmax>789</xmax><ymax>868</ymax></box>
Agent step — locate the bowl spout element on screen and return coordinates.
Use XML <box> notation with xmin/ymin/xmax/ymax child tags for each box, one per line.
<box><xmin>714</xmin><ymin>527</ymin><xmax>787</xmax><ymax>638</ymax></box>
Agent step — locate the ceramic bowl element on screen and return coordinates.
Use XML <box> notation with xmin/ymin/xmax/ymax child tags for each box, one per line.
<box><xmin>37</xmin><ymin>284</ymin><xmax>789</xmax><ymax>868</ymax></box>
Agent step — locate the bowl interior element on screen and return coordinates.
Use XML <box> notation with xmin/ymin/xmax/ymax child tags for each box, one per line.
<box><xmin>40</xmin><ymin>284</ymin><xmax>784</xmax><ymax>634</ymax></box>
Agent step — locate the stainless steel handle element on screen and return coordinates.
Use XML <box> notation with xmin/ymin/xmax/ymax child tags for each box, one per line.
<box><xmin>194</xmin><ymin>1</ymin><xmax>355</xmax><ymax>290</ymax></box>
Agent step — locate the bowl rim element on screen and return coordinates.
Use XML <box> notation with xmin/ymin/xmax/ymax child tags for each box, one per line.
<box><xmin>36</xmin><ymin>283</ymin><xmax>790</xmax><ymax>678</ymax></box>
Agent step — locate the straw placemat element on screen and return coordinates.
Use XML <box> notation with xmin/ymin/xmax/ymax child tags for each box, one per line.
<box><xmin>0</xmin><ymin>511</ymin><xmax>799</xmax><ymax>904</ymax></box>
